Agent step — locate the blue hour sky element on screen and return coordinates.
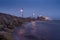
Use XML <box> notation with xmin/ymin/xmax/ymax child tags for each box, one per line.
<box><xmin>0</xmin><ymin>0</ymin><xmax>60</xmax><ymax>19</ymax></box>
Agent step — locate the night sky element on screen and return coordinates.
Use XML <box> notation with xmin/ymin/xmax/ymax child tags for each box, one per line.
<box><xmin>0</xmin><ymin>0</ymin><xmax>60</xmax><ymax>19</ymax></box>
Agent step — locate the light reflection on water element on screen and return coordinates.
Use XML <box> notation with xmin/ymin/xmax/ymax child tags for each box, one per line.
<box><xmin>13</xmin><ymin>21</ymin><xmax>60</xmax><ymax>40</ymax></box>
<box><xmin>31</xmin><ymin>21</ymin><xmax>36</xmax><ymax>35</ymax></box>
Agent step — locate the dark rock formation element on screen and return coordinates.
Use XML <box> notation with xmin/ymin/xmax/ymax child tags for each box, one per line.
<box><xmin>0</xmin><ymin>13</ymin><xmax>25</xmax><ymax>40</ymax></box>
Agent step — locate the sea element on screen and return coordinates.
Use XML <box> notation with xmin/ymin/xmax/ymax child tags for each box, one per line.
<box><xmin>12</xmin><ymin>20</ymin><xmax>60</xmax><ymax>40</ymax></box>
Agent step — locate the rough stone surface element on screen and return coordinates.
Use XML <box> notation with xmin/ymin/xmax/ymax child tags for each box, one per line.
<box><xmin>0</xmin><ymin>13</ymin><xmax>24</xmax><ymax>40</ymax></box>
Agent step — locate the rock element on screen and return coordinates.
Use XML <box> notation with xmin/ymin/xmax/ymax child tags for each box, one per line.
<box><xmin>0</xmin><ymin>31</ymin><xmax>13</xmax><ymax>40</ymax></box>
<box><xmin>0</xmin><ymin>13</ymin><xmax>25</xmax><ymax>40</ymax></box>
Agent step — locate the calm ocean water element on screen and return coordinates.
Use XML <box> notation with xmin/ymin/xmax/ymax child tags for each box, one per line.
<box><xmin>13</xmin><ymin>20</ymin><xmax>60</xmax><ymax>40</ymax></box>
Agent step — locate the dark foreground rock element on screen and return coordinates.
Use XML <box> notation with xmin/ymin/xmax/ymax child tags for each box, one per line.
<box><xmin>0</xmin><ymin>13</ymin><xmax>25</xmax><ymax>40</ymax></box>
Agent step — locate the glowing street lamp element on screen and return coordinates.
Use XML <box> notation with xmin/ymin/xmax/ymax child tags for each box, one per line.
<box><xmin>20</xmin><ymin>8</ymin><xmax>23</xmax><ymax>17</ymax></box>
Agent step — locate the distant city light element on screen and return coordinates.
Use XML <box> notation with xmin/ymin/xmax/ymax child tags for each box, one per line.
<box><xmin>45</xmin><ymin>17</ymin><xmax>51</xmax><ymax>20</ymax></box>
<box><xmin>45</xmin><ymin>17</ymin><xmax>49</xmax><ymax>20</ymax></box>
